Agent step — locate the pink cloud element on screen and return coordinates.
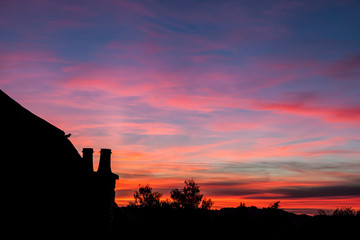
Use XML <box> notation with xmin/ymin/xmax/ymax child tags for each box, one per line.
<box><xmin>161</xmin><ymin>95</ymin><xmax>250</xmax><ymax>112</ymax></box>
<box><xmin>254</xmin><ymin>92</ymin><xmax>360</xmax><ymax>125</ymax></box>
<box><xmin>60</xmin><ymin>61</ymin><xmax>257</xmax><ymax>112</ymax></box>
<box><xmin>199</xmin><ymin>136</ymin><xmax>356</xmax><ymax>162</ymax></box>
<box><xmin>62</xmin><ymin>65</ymin><xmax>162</xmax><ymax>96</ymax></box>
<box><xmin>207</xmin><ymin>122</ymin><xmax>260</xmax><ymax>132</ymax></box>
<box><xmin>59</xmin><ymin>55</ymin><xmax>359</xmax><ymax>128</ymax></box>
<box><xmin>113</xmin><ymin>122</ymin><xmax>183</xmax><ymax>135</ymax></box>
<box><xmin>321</xmin><ymin>54</ymin><xmax>360</xmax><ymax>79</ymax></box>
<box><xmin>262</xmin><ymin>102</ymin><xmax>360</xmax><ymax>124</ymax></box>
<box><xmin>0</xmin><ymin>47</ymin><xmax>68</xmax><ymax>88</ymax></box>
<box><xmin>0</xmin><ymin>48</ymin><xmax>65</xmax><ymax>64</ymax></box>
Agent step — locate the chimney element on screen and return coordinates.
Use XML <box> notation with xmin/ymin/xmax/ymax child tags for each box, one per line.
<box><xmin>82</xmin><ymin>148</ymin><xmax>94</xmax><ymax>173</ymax></box>
<box><xmin>97</xmin><ymin>148</ymin><xmax>112</xmax><ymax>174</ymax></box>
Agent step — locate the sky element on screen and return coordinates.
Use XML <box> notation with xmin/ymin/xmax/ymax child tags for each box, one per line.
<box><xmin>1</xmin><ymin>0</ymin><xmax>360</xmax><ymax>214</ymax></box>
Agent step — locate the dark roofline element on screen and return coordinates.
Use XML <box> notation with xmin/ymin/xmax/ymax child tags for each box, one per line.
<box><xmin>1</xmin><ymin>89</ymin><xmax>65</xmax><ymax>136</ymax></box>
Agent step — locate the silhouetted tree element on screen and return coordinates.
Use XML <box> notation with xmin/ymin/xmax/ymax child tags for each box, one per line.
<box><xmin>332</xmin><ymin>207</ymin><xmax>356</xmax><ymax>217</ymax></box>
<box><xmin>133</xmin><ymin>184</ymin><xmax>162</xmax><ymax>208</ymax></box>
<box><xmin>170</xmin><ymin>179</ymin><xmax>204</xmax><ymax>209</ymax></box>
<box><xmin>316</xmin><ymin>209</ymin><xmax>330</xmax><ymax>216</ymax></box>
<box><xmin>201</xmin><ymin>197</ymin><xmax>214</xmax><ymax>210</ymax></box>
<box><xmin>268</xmin><ymin>201</ymin><xmax>280</xmax><ymax>209</ymax></box>
<box><xmin>160</xmin><ymin>198</ymin><xmax>173</xmax><ymax>208</ymax></box>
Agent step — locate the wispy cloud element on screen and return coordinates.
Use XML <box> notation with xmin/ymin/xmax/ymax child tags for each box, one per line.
<box><xmin>1</xmin><ymin>0</ymin><xmax>360</xmax><ymax>210</ymax></box>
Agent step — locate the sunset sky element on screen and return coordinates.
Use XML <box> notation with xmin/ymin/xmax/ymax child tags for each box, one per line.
<box><xmin>1</xmin><ymin>0</ymin><xmax>360</xmax><ymax>214</ymax></box>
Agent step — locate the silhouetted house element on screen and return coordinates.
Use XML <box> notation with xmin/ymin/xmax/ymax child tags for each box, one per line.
<box><xmin>1</xmin><ymin>90</ymin><xmax>118</xmax><ymax>236</ymax></box>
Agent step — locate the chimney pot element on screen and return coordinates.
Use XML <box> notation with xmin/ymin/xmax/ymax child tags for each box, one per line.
<box><xmin>97</xmin><ymin>148</ymin><xmax>112</xmax><ymax>174</ymax></box>
<box><xmin>82</xmin><ymin>148</ymin><xmax>94</xmax><ymax>173</ymax></box>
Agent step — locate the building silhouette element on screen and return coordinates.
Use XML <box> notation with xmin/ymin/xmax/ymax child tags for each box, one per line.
<box><xmin>1</xmin><ymin>89</ymin><xmax>118</xmax><ymax>236</ymax></box>
<box><xmin>83</xmin><ymin>148</ymin><xmax>119</xmax><ymax>232</ymax></box>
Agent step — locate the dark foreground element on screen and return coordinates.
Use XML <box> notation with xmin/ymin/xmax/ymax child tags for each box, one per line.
<box><xmin>111</xmin><ymin>206</ymin><xmax>359</xmax><ymax>239</ymax></box>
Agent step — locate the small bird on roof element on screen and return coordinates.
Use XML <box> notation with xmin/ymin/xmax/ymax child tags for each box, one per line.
<box><xmin>65</xmin><ymin>133</ymin><xmax>71</xmax><ymax>138</ymax></box>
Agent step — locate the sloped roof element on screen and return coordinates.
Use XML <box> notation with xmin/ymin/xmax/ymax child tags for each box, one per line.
<box><xmin>2</xmin><ymin>89</ymin><xmax>66</xmax><ymax>140</ymax></box>
<box><xmin>1</xmin><ymin>89</ymin><xmax>89</xmax><ymax>234</ymax></box>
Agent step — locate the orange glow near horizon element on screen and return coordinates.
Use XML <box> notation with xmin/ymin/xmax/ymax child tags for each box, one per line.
<box><xmin>111</xmin><ymin>151</ymin><xmax>360</xmax><ymax>214</ymax></box>
<box><xmin>77</xmin><ymin>140</ymin><xmax>360</xmax><ymax>215</ymax></box>
<box><xmin>115</xmin><ymin>193</ymin><xmax>360</xmax><ymax>213</ymax></box>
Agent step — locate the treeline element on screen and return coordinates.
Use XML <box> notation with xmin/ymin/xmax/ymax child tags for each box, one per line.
<box><xmin>113</xmin><ymin>203</ymin><xmax>359</xmax><ymax>239</ymax></box>
<box><xmin>129</xmin><ymin>179</ymin><xmax>214</xmax><ymax>209</ymax></box>
<box><xmin>111</xmin><ymin>180</ymin><xmax>359</xmax><ymax>239</ymax></box>
<box><xmin>124</xmin><ymin>178</ymin><xmax>360</xmax><ymax>217</ymax></box>
<box><xmin>317</xmin><ymin>207</ymin><xmax>360</xmax><ymax>217</ymax></box>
